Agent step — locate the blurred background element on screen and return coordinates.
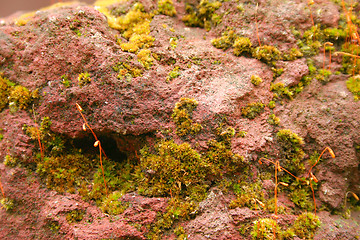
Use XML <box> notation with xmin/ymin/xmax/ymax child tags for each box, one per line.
<box><xmin>0</xmin><ymin>0</ymin><xmax>95</xmax><ymax>18</ymax></box>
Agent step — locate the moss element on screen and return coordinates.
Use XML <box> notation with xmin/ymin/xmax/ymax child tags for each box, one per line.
<box><xmin>182</xmin><ymin>0</ymin><xmax>222</xmax><ymax>31</ymax></box>
<box><xmin>241</xmin><ymin>102</ymin><xmax>264</xmax><ymax>119</ymax></box>
<box><xmin>8</xmin><ymin>85</ymin><xmax>36</xmax><ymax>111</ymax></box>
<box><xmin>229</xmin><ymin>181</ymin><xmax>264</xmax><ymax>210</ymax></box>
<box><xmin>137</xmin><ymin>140</ymin><xmax>209</xmax><ymax>198</ymax></box>
<box><xmin>265</xmin><ymin>198</ymin><xmax>286</xmax><ymax>214</ymax></box>
<box><xmin>237</xmin><ymin>131</ymin><xmax>247</xmax><ymax>138</ymax></box>
<box><xmin>340</xmin><ymin>43</ymin><xmax>360</xmax><ymax>74</ymax></box>
<box><xmin>290</xmin><ymin>188</ymin><xmax>313</xmax><ymax>211</ymax></box>
<box><xmin>276</xmin><ymin>129</ymin><xmax>305</xmax><ymax>173</ymax></box>
<box><xmin>346</xmin><ymin>75</ymin><xmax>360</xmax><ymax>101</ymax></box>
<box><xmin>0</xmin><ymin>198</ymin><xmax>14</xmax><ymax>211</ymax></box>
<box><xmin>211</xmin><ymin>30</ymin><xmax>237</xmax><ymax>50</ymax></box>
<box><xmin>271</xmin><ymin>67</ymin><xmax>284</xmax><ymax>78</ymax></box>
<box><xmin>0</xmin><ymin>74</ymin><xmax>13</xmax><ymax>111</ymax></box>
<box><xmin>251</xmin><ymin>218</ymin><xmax>280</xmax><ymax>240</ymax></box>
<box><xmin>4</xmin><ymin>154</ymin><xmax>17</xmax><ymax>167</ymax></box>
<box><xmin>66</xmin><ymin>209</ymin><xmax>85</xmax><ymax>223</ymax></box>
<box><xmin>137</xmin><ymin>49</ymin><xmax>154</xmax><ymax>70</ymax></box>
<box><xmin>291</xmin><ymin>212</ymin><xmax>321</xmax><ymax>239</ymax></box>
<box><xmin>113</xmin><ymin>62</ymin><xmax>143</xmax><ymax>81</ymax></box>
<box><xmin>252</xmin><ymin>45</ymin><xmax>282</xmax><ymax>64</ymax></box>
<box><xmin>270</xmin><ymin>82</ymin><xmax>294</xmax><ymax>99</ymax></box>
<box><xmin>78</xmin><ymin>72</ymin><xmax>91</xmax><ymax>87</ymax></box>
<box><xmin>100</xmin><ymin>191</ymin><xmax>128</xmax><ymax>215</ymax></box>
<box><xmin>315</xmin><ymin>69</ymin><xmax>332</xmax><ymax>84</ymax></box>
<box><xmin>267</xmin><ymin>114</ymin><xmax>280</xmax><ymax>126</ymax></box>
<box><xmin>251</xmin><ymin>75</ymin><xmax>263</xmax><ymax>86</ymax></box>
<box><xmin>166</xmin><ymin>66</ymin><xmax>181</xmax><ymax>82</ymax></box>
<box><xmin>157</xmin><ymin>0</ymin><xmax>177</xmax><ymax>17</ymax></box>
<box><xmin>233</xmin><ymin>37</ymin><xmax>252</xmax><ymax>56</ymax></box>
<box><xmin>169</xmin><ymin>37</ymin><xmax>178</xmax><ymax>49</ymax></box>
<box><xmin>283</xmin><ymin>48</ymin><xmax>303</xmax><ymax>61</ymax></box>
<box><xmin>171</xmin><ymin>98</ymin><xmax>202</xmax><ymax>137</ymax></box>
<box><xmin>60</xmin><ymin>75</ymin><xmax>71</xmax><ymax>88</ymax></box>
<box><xmin>268</xmin><ymin>101</ymin><xmax>276</xmax><ymax>109</ymax></box>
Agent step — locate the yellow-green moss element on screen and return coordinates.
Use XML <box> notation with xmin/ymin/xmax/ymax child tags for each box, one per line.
<box><xmin>315</xmin><ymin>69</ymin><xmax>332</xmax><ymax>84</ymax></box>
<box><xmin>291</xmin><ymin>212</ymin><xmax>321</xmax><ymax>239</ymax></box>
<box><xmin>252</xmin><ymin>45</ymin><xmax>282</xmax><ymax>64</ymax></box>
<box><xmin>171</xmin><ymin>98</ymin><xmax>202</xmax><ymax>136</ymax></box>
<box><xmin>112</xmin><ymin>62</ymin><xmax>143</xmax><ymax>81</ymax></box>
<box><xmin>251</xmin><ymin>218</ymin><xmax>280</xmax><ymax>240</ymax></box>
<box><xmin>276</xmin><ymin>129</ymin><xmax>305</xmax><ymax>173</ymax></box>
<box><xmin>4</xmin><ymin>154</ymin><xmax>17</xmax><ymax>167</ymax></box>
<box><xmin>241</xmin><ymin>102</ymin><xmax>264</xmax><ymax>119</ymax></box>
<box><xmin>0</xmin><ymin>197</ymin><xmax>14</xmax><ymax>211</ymax></box>
<box><xmin>137</xmin><ymin>49</ymin><xmax>154</xmax><ymax>70</ymax></box>
<box><xmin>211</xmin><ymin>30</ymin><xmax>237</xmax><ymax>50</ymax></box>
<box><xmin>283</xmin><ymin>48</ymin><xmax>303</xmax><ymax>61</ymax></box>
<box><xmin>233</xmin><ymin>37</ymin><xmax>252</xmax><ymax>56</ymax></box>
<box><xmin>60</xmin><ymin>75</ymin><xmax>71</xmax><ymax>88</ymax></box>
<box><xmin>267</xmin><ymin>114</ymin><xmax>280</xmax><ymax>125</ymax></box>
<box><xmin>0</xmin><ymin>74</ymin><xmax>13</xmax><ymax>111</ymax></box>
<box><xmin>290</xmin><ymin>188</ymin><xmax>313</xmax><ymax>211</ymax></box>
<box><xmin>166</xmin><ymin>66</ymin><xmax>181</xmax><ymax>82</ymax></box>
<box><xmin>182</xmin><ymin>0</ymin><xmax>222</xmax><ymax>31</ymax></box>
<box><xmin>66</xmin><ymin>209</ymin><xmax>85</xmax><ymax>223</ymax></box>
<box><xmin>78</xmin><ymin>72</ymin><xmax>91</xmax><ymax>87</ymax></box>
<box><xmin>268</xmin><ymin>100</ymin><xmax>276</xmax><ymax>109</ymax></box>
<box><xmin>270</xmin><ymin>82</ymin><xmax>294</xmax><ymax>99</ymax></box>
<box><xmin>229</xmin><ymin>181</ymin><xmax>264</xmax><ymax>210</ymax></box>
<box><xmin>157</xmin><ymin>0</ymin><xmax>177</xmax><ymax>17</ymax></box>
<box><xmin>251</xmin><ymin>75</ymin><xmax>263</xmax><ymax>86</ymax></box>
<box><xmin>346</xmin><ymin>75</ymin><xmax>360</xmax><ymax>101</ymax></box>
<box><xmin>100</xmin><ymin>191</ymin><xmax>128</xmax><ymax>215</ymax></box>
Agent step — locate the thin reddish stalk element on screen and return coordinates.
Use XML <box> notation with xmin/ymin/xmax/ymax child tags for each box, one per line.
<box><xmin>98</xmin><ymin>142</ymin><xmax>108</xmax><ymax>196</ymax></box>
<box><xmin>0</xmin><ymin>178</ymin><xmax>5</xmax><ymax>198</ymax></box>
<box><xmin>36</xmin><ymin>128</ymin><xmax>44</xmax><ymax>160</ymax></box>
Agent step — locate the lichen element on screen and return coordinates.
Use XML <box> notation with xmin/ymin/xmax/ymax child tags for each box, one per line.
<box><xmin>241</xmin><ymin>102</ymin><xmax>264</xmax><ymax>119</ymax></box>
<box><xmin>171</xmin><ymin>98</ymin><xmax>202</xmax><ymax>136</ymax></box>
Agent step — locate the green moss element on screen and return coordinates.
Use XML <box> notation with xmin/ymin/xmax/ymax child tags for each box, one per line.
<box><xmin>112</xmin><ymin>62</ymin><xmax>143</xmax><ymax>81</ymax></box>
<box><xmin>169</xmin><ymin>37</ymin><xmax>178</xmax><ymax>49</ymax></box>
<box><xmin>291</xmin><ymin>212</ymin><xmax>321</xmax><ymax>239</ymax></box>
<box><xmin>237</xmin><ymin>130</ymin><xmax>247</xmax><ymax>138</ymax></box>
<box><xmin>182</xmin><ymin>0</ymin><xmax>222</xmax><ymax>31</ymax></box>
<box><xmin>346</xmin><ymin>75</ymin><xmax>360</xmax><ymax>101</ymax></box>
<box><xmin>0</xmin><ymin>197</ymin><xmax>14</xmax><ymax>211</ymax></box>
<box><xmin>290</xmin><ymin>188</ymin><xmax>313</xmax><ymax>211</ymax></box>
<box><xmin>137</xmin><ymin>140</ymin><xmax>209</xmax><ymax>198</ymax></box>
<box><xmin>211</xmin><ymin>30</ymin><xmax>237</xmax><ymax>50</ymax></box>
<box><xmin>167</xmin><ymin>66</ymin><xmax>181</xmax><ymax>82</ymax></box>
<box><xmin>268</xmin><ymin>100</ymin><xmax>276</xmax><ymax>109</ymax></box>
<box><xmin>267</xmin><ymin>114</ymin><xmax>280</xmax><ymax>126</ymax></box>
<box><xmin>323</xmin><ymin>27</ymin><xmax>346</xmax><ymax>42</ymax></box>
<box><xmin>241</xmin><ymin>102</ymin><xmax>264</xmax><ymax>119</ymax></box>
<box><xmin>251</xmin><ymin>218</ymin><xmax>280</xmax><ymax>240</ymax></box>
<box><xmin>252</xmin><ymin>45</ymin><xmax>282</xmax><ymax>64</ymax></box>
<box><xmin>315</xmin><ymin>69</ymin><xmax>332</xmax><ymax>84</ymax></box>
<box><xmin>265</xmin><ymin>198</ymin><xmax>286</xmax><ymax>214</ymax></box>
<box><xmin>100</xmin><ymin>191</ymin><xmax>128</xmax><ymax>215</ymax></box>
<box><xmin>276</xmin><ymin>129</ymin><xmax>305</xmax><ymax>173</ymax></box>
<box><xmin>8</xmin><ymin>85</ymin><xmax>36</xmax><ymax>111</ymax></box>
<box><xmin>251</xmin><ymin>75</ymin><xmax>263</xmax><ymax>86</ymax></box>
<box><xmin>283</xmin><ymin>48</ymin><xmax>303</xmax><ymax>61</ymax></box>
<box><xmin>233</xmin><ymin>37</ymin><xmax>252</xmax><ymax>56</ymax></box>
<box><xmin>137</xmin><ymin>49</ymin><xmax>154</xmax><ymax>69</ymax></box>
<box><xmin>60</xmin><ymin>75</ymin><xmax>71</xmax><ymax>88</ymax></box>
<box><xmin>340</xmin><ymin>44</ymin><xmax>360</xmax><ymax>74</ymax></box>
<box><xmin>66</xmin><ymin>209</ymin><xmax>85</xmax><ymax>223</ymax></box>
<box><xmin>78</xmin><ymin>72</ymin><xmax>91</xmax><ymax>87</ymax></box>
<box><xmin>270</xmin><ymin>82</ymin><xmax>294</xmax><ymax>99</ymax></box>
<box><xmin>0</xmin><ymin>74</ymin><xmax>12</xmax><ymax>111</ymax></box>
<box><xmin>229</xmin><ymin>181</ymin><xmax>264</xmax><ymax>210</ymax></box>
<box><xmin>171</xmin><ymin>98</ymin><xmax>202</xmax><ymax>137</ymax></box>
<box><xmin>157</xmin><ymin>0</ymin><xmax>177</xmax><ymax>17</ymax></box>
<box><xmin>4</xmin><ymin>154</ymin><xmax>17</xmax><ymax>167</ymax></box>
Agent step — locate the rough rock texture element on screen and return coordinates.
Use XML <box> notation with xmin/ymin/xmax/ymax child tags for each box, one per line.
<box><xmin>0</xmin><ymin>0</ymin><xmax>359</xmax><ymax>239</ymax></box>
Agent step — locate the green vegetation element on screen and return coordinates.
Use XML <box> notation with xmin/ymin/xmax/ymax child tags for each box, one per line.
<box><xmin>276</xmin><ymin>129</ymin><xmax>305</xmax><ymax>173</ymax></box>
<box><xmin>0</xmin><ymin>197</ymin><xmax>14</xmax><ymax>211</ymax></box>
<box><xmin>291</xmin><ymin>212</ymin><xmax>321</xmax><ymax>239</ymax></box>
<box><xmin>166</xmin><ymin>66</ymin><xmax>180</xmax><ymax>82</ymax></box>
<box><xmin>211</xmin><ymin>30</ymin><xmax>237</xmax><ymax>50</ymax></box>
<box><xmin>346</xmin><ymin>75</ymin><xmax>360</xmax><ymax>101</ymax></box>
<box><xmin>60</xmin><ymin>75</ymin><xmax>71</xmax><ymax>88</ymax></box>
<box><xmin>267</xmin><ymin>114</ymin><xmax>280</xmax><ymax>126</ymax></box>
<box><xmin>229</xmin><ymin>181</ymin><xmax>264</xmax><ymax>210</ymax></box>
<box><xmin>78</xmin><ymin>72</ymin><xmax>91</xmax><ymax>87</ymax></box>
<box><xmin>100</xmin><ymin>191</ymin><xmax>128</xmax><ymax>215</ymax></box>
<box><xmin>251</xmin><ymin>218</ymin><xmax>280</xmax><ymax>240</ymax></box>
<box><xmin>251</xmin><ymin>75</ymin><xmax>263</xmax><ymax>86</ymax></box>
<box><xmin>241</xmin><ymin>102</ymin><xmax>264</xmax><ymax>119</ymax></box>
<box><xmin>171</xmin><ymin>98</ymin><xmax>202</xmax><ymax>136</ymax></box>
<box><xmin>182</xmin><ymin>0</ymin><xmax>222</xmax><ymax>31</ymax></box>
<box><xmin>112</xmin><ymin>62</ymin><xmax>143</xmax><ymax>81</ymax></box>
<box><xmin>157</xmin><ymin>0</ymin><xmax>176</xmax><ymax>17</ymax></box>
<box><xmin>233</xmin><ymin>37</ymin><xmax>252</xmax><ymax>56</ymax></box>
<box><xmin>270</xmin><ymin>82</ymin><xmax>294</xmax><ymax>99</ymax></box>
<box><xmin>252</xmin><ymin>45</ymin><xmax>282</xmax><ymax>64</ymax></box>
<box><xmin>66</xmin><ymin>209</ymin><xmax>85</xmax><ymax>223</ymax></box>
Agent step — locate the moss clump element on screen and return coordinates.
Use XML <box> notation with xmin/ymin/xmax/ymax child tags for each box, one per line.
<box><xmin>251</xmin><ymin>75</ymin><xmax>263</xmax><ymax>86</ymax></box>
<box><xmin>211</xmin><ymin>30</ymin><xmax>237</xmax><ymax>50</ymax></box>
<box><xmin>137</xmin><ymin>140</ymin><xmax>209</xmax><ymax>198</ymax></box>
<box><xmin>100</xmin><ymin>191</ymin><xmax>128</xmax><ymax>215</ymax></box>
<box><xmin>276</xmin><ymin>129</ymin><xmax>305</xmax><ymax>173</ymax></box>
<box><xmin>60</xmin><ymin>75</ymin><xmax>71</xmax><ymax>88</ymax></box>
<box><xmin>157</xmin><ymin>0</ymin><xmax>176</xmax><ymax>17</ymax></box>
<box><xmin>251</xmin><ymin>218</ymin><xmax>280</xmax><ymax>240</ymax></box>
<box><xmin>268</xmin><ymin>100</ymin><xmax>276</xmax><ymax>109</ymax></box>
<box><xmin>0</xmin><ymin>74</ymin><xmax>13</xmax><ymax>111</ymax></box>
<box><xmin>340</xmin><ymin>44</ymin><xmax>360</xmax><ymax>75</ymax></box>
<box><xmin>346</xmin><ymin>75</ymin><xmax>360</xmax><ymax>101</ymax></box>
<box><xmin>182</xmin><ymin>0</ymin><xmax>222</xmax><ymax>31</ymax></box>
<box><xmin>137</xmin><ymin>49</ymin><xmax>154</xmax><ymax>70</ymax></box>
<box><xmin>0</xmin><ymin>197</ymin><xmax>15</xmax><ymax>211</ymax></box>
<box><xmin>241</xmin><ymin>102</ymin><xmax>264</xmax><ymax>119</ymax></box>
<box><xmin>112</xmin><ymin>62</ymin><xmax>143</xmax><ymax>81</ymax></box>
<box><xmin>171</xmin><ymin>98</ymin><xmax>202</xmax><ymax>137</ymax></box>
<box><xmin>4</xmin><ymin>154</ymin><xmax>17</xmax><ymax>167</ymax></box>
<box><xmin>270</xmin><ymin>82</ymin><xmax>294</xmax><ymax>99</ymax></box>
<box><xmin>283</xmin><ymin>48</ymin><xmax>303</xmax><ymax>61</ymax></box>
<box><xmin>229</xmin><ymin>181</ymin><xmax>264</xmax><ymax>210</ymax></box>
<box><xmin>66</xmin><ymin>209</ymin><xmax>85</xmax><ymax>223</ymax></box>
<box><xmin>290</xmin><ymin>188</ymin><xmax>313</xmax><ymax>210</ymax></box>
<box><xmin>267</xmin><ymin>114</ymin><xmax>280</xmax><ymax>126</ymax></box>
<box><xmin>78</xmin><ymin>72</ymin><xmax>91</xmax><ymax>87</ymax></box>
<box><xmin>291</xmin><ymin>212</ymin><xmax>321</xmax><ymax>239</ymax></box>
<box><xmin>233</xmin><ymin>37</ymin><xmax>252</xmax><ymax>56</ymax></box>
<box><xmin>315</xmin><ymin>69</ymin><xmax>332</xmax><ymax>84</ymax></box>
<box><xmin>252</xmin><ymin>45</ymin><xmax>282</xmax><ymax>64</ymax></box>
<box><xmin>166</xmin><ymin>66</ymin><xmax>180</xmax><ymax>82</ymax></box>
